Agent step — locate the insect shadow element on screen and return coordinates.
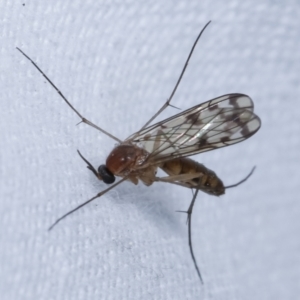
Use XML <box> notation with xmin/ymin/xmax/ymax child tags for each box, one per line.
<box><xmin>17</xmin><ymin>21</ymin><xmax>261</xmax><ymax>284</ymax></box>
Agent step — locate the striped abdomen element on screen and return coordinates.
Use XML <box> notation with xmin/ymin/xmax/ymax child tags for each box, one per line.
<box><xmin>160</xmin><ymin>157</ymin><xmax>225</xmax><ymax>196</ymax></box>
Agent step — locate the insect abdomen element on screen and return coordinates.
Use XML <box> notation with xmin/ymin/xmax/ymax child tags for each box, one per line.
<box><xmin>160</xmin><ymin>157</ymin><xmax>225</xmax><ymax>196</ymax></box>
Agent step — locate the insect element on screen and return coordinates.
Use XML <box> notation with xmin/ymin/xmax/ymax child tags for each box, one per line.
<box><xmin>17</xmin><ymin>21</ymin><xmax>261</xmax><ymax>283</ymax></box>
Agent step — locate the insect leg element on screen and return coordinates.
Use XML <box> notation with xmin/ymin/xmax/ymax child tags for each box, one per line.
<box><xmin>138</xmin><ymin>21</ymin><xmax>211</xmax><ymax>131</ymax></box>
<box><xmin>155</xmin><ymin>174</ymin><xmax>204</xmax><ymax>283</ymax></box>
<box><xmin>225</xmin><ymin>166</ymin><xmax>256</xmax><ymax>189</ymax></box>
<box><xmin>48</xmin><ymin>176</ymin><xmax>128</xmax><ymax>231</ymax></box>
<box><xmin>16</xmin><ymin>47</ymin><xmax>121</xmax><ymax>143</ymax></box>
<box><xmin>186</xmin><ymin>187</ymin><xmax>203</xmax><ymax>283</ymax></box>
<box><xmin>175</xmin><ymin>187</ymin><xmax>203</xmax><ymax>283</ymax></box>
<box><xmin>155</xmin><ymin>172</ymin><xmax>204</xmax><ymax>184</ymax></box>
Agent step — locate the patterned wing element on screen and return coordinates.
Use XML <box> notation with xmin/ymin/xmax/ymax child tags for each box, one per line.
<box><xmin>126</xmin><ymin>94</ymin><xmax>261</xmax><ymax>165</ymax></box>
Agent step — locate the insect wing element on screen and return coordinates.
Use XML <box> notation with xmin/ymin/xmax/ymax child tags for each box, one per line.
<box><xmin>127</xmin><ymin>94</ymin><xmax>261</xmax><ymax>165</ymax></box>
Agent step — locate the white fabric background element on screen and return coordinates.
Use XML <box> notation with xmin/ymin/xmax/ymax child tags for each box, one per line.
<box><xmin>0</xmin><ymin>1</ymin><xmax>299</xmax><ymax>299</ymax></box>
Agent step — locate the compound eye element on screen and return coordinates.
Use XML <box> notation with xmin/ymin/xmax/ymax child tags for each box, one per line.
<box><xmin>98</xmin><ymin>165</ymin><xmax>115</xmax><ymax>184</ymax></box>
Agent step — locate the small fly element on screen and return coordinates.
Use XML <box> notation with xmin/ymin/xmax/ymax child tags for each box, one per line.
<box><xmin>17</xmin><ymin>21</ymin><xmax>261</xmax><ymax>283</ymax></box>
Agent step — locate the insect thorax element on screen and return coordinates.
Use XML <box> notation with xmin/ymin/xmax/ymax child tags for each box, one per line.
<box><xmin>106</xmin><ymin>144</ymin><xmax>151</xmax><ymax>178</ymax></box>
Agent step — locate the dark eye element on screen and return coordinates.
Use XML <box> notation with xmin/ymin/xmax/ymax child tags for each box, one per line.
<box><xmin>98</xmin><ymin>165</ymin><xmax>115</xmax><ymax>184</ymax></box>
